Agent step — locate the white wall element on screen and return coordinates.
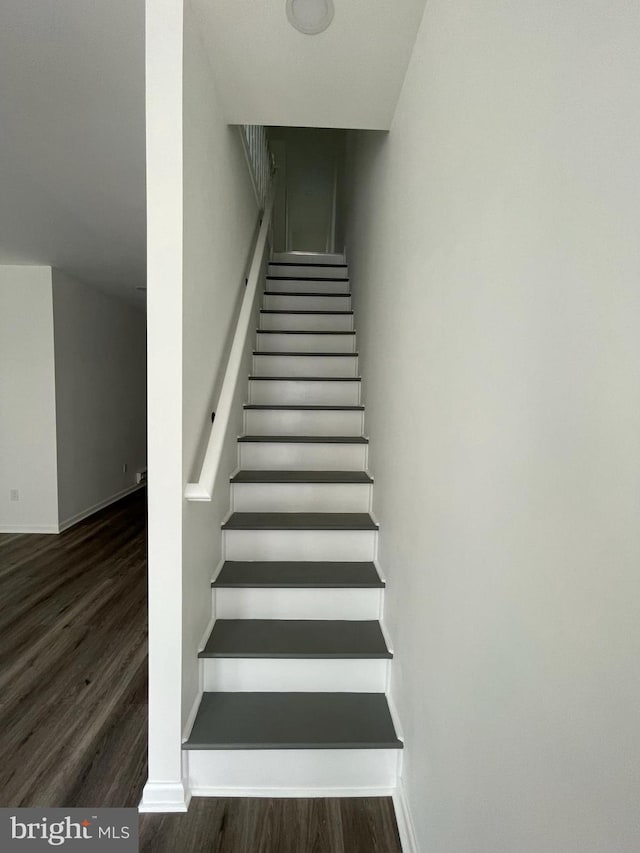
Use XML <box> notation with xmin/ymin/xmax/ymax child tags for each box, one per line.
<box><xmin>181</xmin><ymin>0</ymin><xmax>258</xmax><ymax>728</ymax></box>
<box><xmin>0</xmin><ymin>265</ymin><xmax>145</xmax><ymax>535</ymax></box>
<box><xmin>0</xmin><ymin>266</ymin><xmax>59</xmax><ymax>532</ymax></box>
<box><xmin>345</xmin><ymin>2</ymin><xmax>640</xmax><ymax>851</ymax></box>
<box><xmin>52</xmin><ymin>268</ymin><xmax>146</xmax><ymax>529</ymax></box>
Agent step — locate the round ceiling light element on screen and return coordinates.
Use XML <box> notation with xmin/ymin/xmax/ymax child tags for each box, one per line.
<box><xmin>286</xmin><ymin>0</ymin><xmax>334</xmax><ymax>35</ymax></box>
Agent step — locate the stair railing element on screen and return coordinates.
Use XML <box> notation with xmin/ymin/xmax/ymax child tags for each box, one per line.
<box><xmin>185</xmin><ymin>126</ymin><xmax>274</xmax><ymax>501</ymax></box>
<box><xmin>240</xmin><ymin>125</ymin><xmax>274</xmax><ymax>213</ymax></box>
<box><xmin>185</xmin><ymin>186</ymin><xmax>274</xmax><ymax>501</ymax></box>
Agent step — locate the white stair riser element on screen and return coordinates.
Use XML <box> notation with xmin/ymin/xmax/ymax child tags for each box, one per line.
<box><xmin>265</xmin><ymin>279</ymin><xmax>350</xmax><ymax>295</ymax></box>
<box><xmin>223</xmin><ymin>529</ymin><xmax>377</xmax><ymax>561</ymax></box>
<box><xmin>202</xmin><ymin>658</ymin><xmax>388</xmax><ymax>693</ymax></box>
<box><xmin>214</xmin><ymin>586</ymin><xmax>380</xmax><ymax>619</ymax></box>
<box><xmin>231</xmin><ymin>481</ymin><xmax>371</xmax><ymax>513</ymax></box>
<box><xmin>244</xmin><ymin>408</ymin><xmax>363</xmax><ymax>436</ymax></box>
<box><xmin>256</xmin><ymin>333</ymin><xmax>356</xmax><ymax>353</ymax></box>
<box><xmin>268</xmin><ymin>265</ymin><xmax>348</xmax><ymax>279</ymax></box>
<box><xmin>253</xmin><ymin>354</ymin><xmax>358</xmax><ymax>377</ymax></box>
<box><xmin>239</xmin><ymin>442</ymin><xmax>367</xmax><ymax>471</ymax></box>
<box><xmin>263</xmin><ymin>294</ymin><xmax>351</xmax><ymax>311</ymax></box>
<box><xmin>260</xmin><ymin>313</ymin><xmax>354</xmax><ymax>332</ymax></box>
<box><xmin>248</xmin><ymin>380</ymin><xmax>361</xmax><ymax>406</ymax></box>
<box><xmin>271</xmin><ymin>252</ymin><xmax>345</xmax><ymax>264</ymax></box>
<box><xmin>188</xmin><ymin>748</ymin><xmax>400</xmax><ymax>796</ymax></box>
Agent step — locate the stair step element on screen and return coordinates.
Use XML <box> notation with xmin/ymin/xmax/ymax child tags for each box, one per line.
<box><xmin>260</xmin><ymin>312</ymin><xmax>354</xmax><ymax>332</ymax></box>
<box><xmin>264</xmin><ymin>291</ymin><xmax>351</xmax><ymax>297</ymax></box>
<box><xmin>214</xmin><ymin>586</ymin><xmax>380</xmax><ymax>621</ymax></box>
<box><xmin>265</xmin><ymin>279</ymin><xmax>351</xmax><ymax>294</ymax></box>
<box><xmin>268</xmin><ymin>262</ymin><xmax>348</xmax><ymax>268</ymax></box>
<box><xmin>231</xmin><ymin>471</ymin><xmax>372</xmax><ymax>484</ymax></box>
<box><xmin>267</xmin><ymin>275</ymin><xmax>350</xmax><ymax>282</ymax></box>
<box><xmin>268</xmin><ymin>264</ymin><xmax>348</xmax><ymax>281</ymax></box>
<box><xmin>213</xmin><ymin>561</ymin><xmax>384</xmax><ymax>588</ymax></box>
<box><xmin>199</xmin><ymin>620</ymin><xmax>392</xmax><ymax>659</ymax></box>
<box><xmin>261</xmin><ymin>310</ymin><xmax>353</xmax><ymax>315</ymax></box>
<box><xmin>253</xmin><ymin>352</ymin><xmax>359</xmax><ymax>378</ymax></box>
<box><xmin>256</xmin><ymin>332</ymin><xmax>357</xmax><ymax>354</ymax></box>
<box><xmin>243</xmin><ymin>407</ymin><xmax>364</xmax><ymax>438</ymax></box>
<box><xmin>183</xmin><ymin>692</ymin><xmax>403</xmax><ymax>750</ymax></box>
<box><xmin>244</xmin><ymin>404</ymin><xmax>364</xmax><ymax>411</ymax></box>
<box><xmin>201</xmin><ymin>651</ymin><xmax>387</xmax><ymax>691</ymax></box>
<box><xmin>238</xmin><ymin>436</ymin><xmax>368</xmax><ymax>473</ymax></box>
<box><xmin>238</xmin><ymin>435</ymin><xmax>368</xmax><ymax>443</ymax></box>
<box><xmin>270</xmin><ymin>252</ymin><xmax>345</xmax><ymax>263</ymax></box>
<box><xmin>264</xmin><ymin>293</ymin><xmax>353</xmax><ymax>312</ymax></box>
<box><xmin>231</xmin><ymin>468</ymin><xmax>372</xmax><ymax>512</ymax></box>
<box><xmin>224</xmin><ymin>524</ymin><xmax>376</xmax><ymax>560</ymax></box>
<box><xmin>222</xmin><ymin>512</ymin><xmax>378</xmax><ymax>531</ymax></box>
<box><xmin>253</xmin><ymin>353</ymin><xmax>359</xmax><ymax>378</ymax></box>
<box><xmin>249</xmin><ymin>376</ymin><xmax>361</xmax><ymax>382</ymax></box>
<box><xmin>248</xmin><ymin>377</ymin><xmax>361</xmax><ymax>406</ymax></box>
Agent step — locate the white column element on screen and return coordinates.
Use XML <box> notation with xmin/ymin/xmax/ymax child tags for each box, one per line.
<box><xmin>140</xmin><ymin>0</ymin><xmax>187</xmax><ymax>812</ymax></box>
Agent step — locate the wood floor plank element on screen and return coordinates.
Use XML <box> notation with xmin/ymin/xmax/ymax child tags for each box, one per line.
<box><xmin>0</xmin><ymin>491</ymin><xmax>402</xmax><ymax>852</ymax></box>
<box><xmin>138</xmin><ymin>798</ymin><xmax>403</xmax><ymax>853</ymax></box>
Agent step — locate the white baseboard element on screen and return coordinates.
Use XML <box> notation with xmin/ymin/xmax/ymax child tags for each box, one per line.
<box><xmin>138</xmin><ymin>780</ymin><xmax>191</xmax><ymax>813</ymax></box>
<box><xmin>0</xmin><ymin>522</ymin><xmax>59</xmax><ymax>534</ymax></box>
<box><xmin>0</xmin><ymin>484</ymin><xmax>144</xmax><ymax>535</ymax></box>
<box><xmin>393</xmin><ymin>781</ymin><xmax>419</xmax><ymax>853</ymax></box>
<box><xmin>58</xmin><ymin>483</ymin><xmax>145</xmax><ymax>533</ymax></box>
<box><xmin>190</xmin><ymin>785</ymin><xmax>396</xmax><ymax>799</ymax></box>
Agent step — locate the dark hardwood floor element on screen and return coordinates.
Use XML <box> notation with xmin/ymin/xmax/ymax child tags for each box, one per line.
<box><xmin>140</xmin><ymin>797</ymin><xmax>402</xmax><ymax>853</ymax></box>
<box><xmin>0</xmin><ymin>492</ymin><xmax>402</xmax><ymax>852</ymax></box>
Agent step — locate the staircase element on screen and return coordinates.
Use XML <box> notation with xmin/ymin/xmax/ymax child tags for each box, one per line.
<box><xmin>184</xmin><ymin>252</ymin><xmax>403</xmax><ymax>796</ymax></box>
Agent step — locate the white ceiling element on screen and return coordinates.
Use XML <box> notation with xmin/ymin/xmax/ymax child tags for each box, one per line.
<box><xmin>191</xmin><ymin>0</ymin><xmax>428</xmax><ymax>130</ymax></box>
<box><xmin>0</xmin><ymin>0</ymin><xmax>146</xmax><ymax>303</ymax></box>
<box><xmin>0</xmin><ymin>0</ymin><xmax>426</xmax><ymax>305</ymax></box>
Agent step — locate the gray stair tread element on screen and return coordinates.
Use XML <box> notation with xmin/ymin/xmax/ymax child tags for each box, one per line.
<box><xmin>213</xmin><ymin>561</ymin><xmax>384</xmax><ymax>588</ymax></box>
<box><xmin>260</xmin><ymin>309</ymin><xmax>354</xmax><ymax>315</ymax></box>
<box><xmin>222</xmin><ymin>512</ymin><xmax>378</xmax><ymax>531</ymax></box>
<box><xmin>199</xmin><ymin>620</ymin><xmax>392</xmax><ymax>659</ymax></box>
<box><xmin>268</xmin><ymin>262</ymin><xmax>348</xmax><ymax>268</ymax></box>
<box><xmin>253</xmin><ymin>352</ymin><xmax>359</xmax><ymax>357</ymax></box>
<box><xmin>244</xmin><ymin>404</ymin><xmax>364</xmax><ymax>411</ymax></box>
<box><xmin>266</xmin><ymin>276</ymin><xmax>350</xmax><ymax>282</ymax></box>
<box><xmin>257</xmin><ymin>330</ymin><xmax>356</xmax><ymax>335</ymax></box>
<box><xmin>249</xmin><ymin>376</ymin><xmax>361</xmax><ymax>382</ymax></box>
<box><xmin>238</xmin><ymin>435</ymin><xmax>368</xmax><ymax>444</ymax></box>
<box><xmin>231</xmin><ymin>470</ymin><xmax>373</xmax><ymax>484</ymax></box>
<box><xmin>264</xmin><ymin>291</ymin><xmax>351</xmax><ymax>298</ymax></box>
<box><xmin>183</xmin><ymin>692</ymin><xmax>403</xmax><ymax>750</ymax></box>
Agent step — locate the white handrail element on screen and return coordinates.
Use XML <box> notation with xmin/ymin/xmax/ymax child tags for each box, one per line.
<box><xmin>185</xmin><ymin>191</ymin><xmax>274</xmax><ymax>501</ymax></box>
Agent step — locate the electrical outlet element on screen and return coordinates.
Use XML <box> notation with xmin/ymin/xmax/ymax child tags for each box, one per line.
<box><xmin>10</xmin><ymin>489</ymin><xmax>19</xmax><ymax>502</ymax></box>
<box><xmin>123</xmin><ymin>463</ymin><xmax>128</xmax><ymax>473</ymax></box>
